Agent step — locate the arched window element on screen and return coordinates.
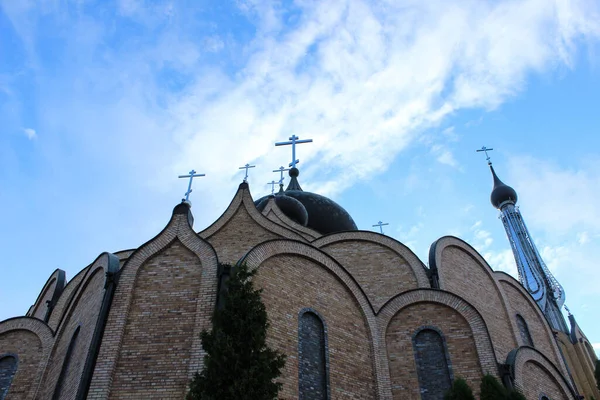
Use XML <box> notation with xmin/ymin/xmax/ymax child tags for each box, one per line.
<box><xmin>0</xmin><ymin>354</ymin><xmax>18</xmax><ymax>400</ymax></box>
<box><xmin>540</xmin><ymin>394</ymin><xmax>550</xmax><ymax>400</ymax></box>
<box><xmin>298</xmin><ymin>309</ymin><xmax>329</xmax><ymax>400</ymax></box>
<box><xmin>53</xmin><ymin>326</ymin><xmax>81</xmax><ymax>400</ymax></box>
<box><xmin>412</xmin><ymin>326</ymin><xmax>453</xmax><ymax>400</ymax></box>
<box><xmin>516</xmin><ymin>314</ymin><xmax>534</xmax><ymax>347</ymax></box>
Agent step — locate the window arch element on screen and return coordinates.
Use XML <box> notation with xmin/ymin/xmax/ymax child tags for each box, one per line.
<box><xmin>412</xmin><ymin>326</ymin><xmax>453</xmax><ymax>400</ymax></box>
<box><xmin>539</xmin><ymin>394</ymin><xmax>550</xmax><ymax>400</ymax></box>
<box><xmin>53</xmin><ymin>326</ymin><xmax>81</xmax><ymax>400</ymax></box>
<box><xmin>0</xmin><ymin>354</ymin><xmax>18</xmax><ymax>400</ymax></box>
<box><xmin>298</xmin><ymin>308</ymin><xmax>329</xmax><ymax>400</ymax></box>
<box><xmin>516</xmin><ymin>314</ymin><xmax>534</xmax><ymax>347</ymax></box>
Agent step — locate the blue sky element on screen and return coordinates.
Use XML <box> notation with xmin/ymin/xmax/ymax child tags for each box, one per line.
<box><xmin>1</xmin><ymin>0</ymin><xmax>599</xmax><ymax>355</ymax></box>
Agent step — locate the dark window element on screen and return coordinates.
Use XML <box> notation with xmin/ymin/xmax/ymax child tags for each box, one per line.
<box><xmin>516</xmin><ymin>314</ymin><xmax>534</xmax><ymax>347</ymax></box>
<box><xmin>298</xmin><ymin>310</ymin><xmax>329</xmax><ymax>400</ymax></box>
<box><xmin>53</xmin><ymin>326</ymin><xmax>81</xmax><ymax>400</ymax></box>
<box><xmin>413</xmin><ymin>327</ymin><xmax>452</xmax><ymax>400</ymax></box>
<box><xmin>0</xmin><ymin>355</ymin><xmax>18</xmax><ymax>400</ymax></box>
<box><xmin>540</xmin><ymin>395</ymin><xmax>550</xmax><ymax>400</ymax></box>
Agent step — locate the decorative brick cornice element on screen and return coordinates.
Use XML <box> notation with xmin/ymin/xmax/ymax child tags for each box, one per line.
<box><xmin>313</xmin><ymin>230</ymin><xmax>430</xmax><ymax>289</ymax></box>
<box><xmin>87</xmin><ymin>204</ymin><xmax>219</xmax><ymax>399</ymax></box>
<box><xmin>508</xmin><ymin>346</ymin><xmax>578</xmax><ymax>399</ymax></box>
<box><xmin>199</xmin><ymin>183</ymin><xmax>306</xmax><ymax>241</ymax></box>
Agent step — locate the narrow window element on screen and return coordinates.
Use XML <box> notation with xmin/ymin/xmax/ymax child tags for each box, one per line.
<box><xmin>0</xmin><ymin>355</ymin><xmax>18</xmax><ymax>400</ymax></box>
<box><xmin>412</xmin><ymin>327</ymin><xmax>452</xmax><ymax>400</ymax></box>
<box><xmin>53</xmin><ymin>326</ymin><xmax>81</xmax><ymax>400</ymax></box>
<box><xmin>516</xmin><ymin>314</ymin><xmax>534</xmax><ymax>347</ymax></box>
<box><xmin>298</xmin><ymin>309</ymin><xmax>329</xmax><ymax>400</ymax></box>
<box><xmin>540</xmin><ymin>395</ymin><xmax>550</xmax><ymax>400</ymax></box>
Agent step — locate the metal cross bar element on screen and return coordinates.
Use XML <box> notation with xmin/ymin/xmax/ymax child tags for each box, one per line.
<box><xmin>238</xmin><ymin>163</ymin><xmax>256</xmax><ymax>182</ymax></box>
<box><xmin>267</xmin><ymin>180</ymin><xmax>277</xmax><ymax>195</ymax></box>
<box><xmin>476</xmin><ymin>146</ymin><xmax>494</xmax><ymax>165</ymax></box>
<box><xmin>178</xmin><ymin>170</ymin><xmax>206</xmax><ymax>202</ymax></box>
<box><xmin>275</xmin><ymin>135</ymin><xmax>313</xmax><ymax>168</ymax></box>
<box><xmin>273</xmin><ymin>166</ymin><xmax>291</xmax><ymax>185</ymax></box>
<box><xmin>372</xmin><ymin>221</ymin><xmax>389</xmax><ymax>234</ymax></box>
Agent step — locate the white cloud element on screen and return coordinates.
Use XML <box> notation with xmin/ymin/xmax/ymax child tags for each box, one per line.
<box><xmin>22</xmin><ymin>128</ymin><xmax>36</xmax><ymax>140</ymax></box>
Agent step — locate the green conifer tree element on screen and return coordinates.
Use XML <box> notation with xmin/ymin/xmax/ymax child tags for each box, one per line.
<box><xmin>480</xmin><ymin>374</ymin><xmax>508</xmax><ymax>400</ymax></box>
<box><xmin>187</xmin><ymin>263</ymin><xmax>286</xmax><ymax>400</ymax></box>
<box><xmin>444</xmin><ymin>378</ymin><xmax>476</xmax><ymax>400</ymax></box>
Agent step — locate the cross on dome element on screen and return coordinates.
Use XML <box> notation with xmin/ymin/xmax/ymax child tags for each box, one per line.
<box><xmin>275</xmin><ymin>135</ymin><xmax>313</xmax><ymax>169</ymax></box>
<box><xmin>238</xmin><ymin>163</ymin><xmax>256</xmax><ymax>182</ymax></box>
<box><xmin>273</xmin><ymin>166</ymin><xmax>290</xmax><ymax>185</ymax></box>
<box><xmin>372</xmin><ymin>221</ymin><xmax>389</xmax><ymax>234</ymax></box>
<box><xmin>476</xmin><ymin>146</ymin><xmax>494</xmax><ymax>165</ymax></box>
<box><xmin>178</xmin><ymin>170</ymin><xmax>205</xmax><ymax>202</ymax></box>
<box><xmin>267</xmin><ymin>180</ymin><xmax>277</xmax><ymax>195</ymax></box>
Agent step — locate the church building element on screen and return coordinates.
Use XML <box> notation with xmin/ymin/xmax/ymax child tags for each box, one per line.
<box><xmin>1</xmin><ymin>139</ymin><xmax>598</xmax><ymax>400</ymax></box>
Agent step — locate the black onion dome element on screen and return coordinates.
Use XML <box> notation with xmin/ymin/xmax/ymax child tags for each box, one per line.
<box><xmin>254</xmin><ymin>167</ymin><xmax>358</xmax><ymax>234</ymax></box>
<box><xmin>490</xmin><ymin>165</ymin><xmax>518</xmax><ymax>209</ymax></box>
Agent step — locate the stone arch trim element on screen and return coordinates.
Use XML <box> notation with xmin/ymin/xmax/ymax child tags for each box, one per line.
<box><xmin>28</xmin><ymin>269</ymin><xmax>66</xmax><ymax>322</ymax></box>
<box><xmin>261</xmin><ymin>197</ymin><xmax>321</xmax><ymax>240</ymax></box>
<box><xmin>0</xmin><ymin>317</ymin><xmax>54</xmax><ymax>399</ymax></box>
<box><xmin>313</xmin><ymin>230</ymin><xmax>430</xmax><ymax>289</ymax></box>
<box><xmin>87</xmin><ymin>203</ymin><xmax>219</xmax><ymax>399</ymax></box>
<box><xmin>429</xmin><ymin>236</ymin><xmax>520</xmax><ymax>351</ymax></box>
<box><xmin>239</xmin><ymin>239</ymin><xmax>385</xmax><ymax>399</ymax></box>
<box><xmin>378</xmin><ymin>288</ymin><xmax>499</xmax><ymax>396</ymax></box>
<box><xmin>508</xmin><ymin>346</ymin><xmax>577</xmax><ymax>399</ymax></box>
<box><xmin>496</xmin><ymin>273</ymin><xmax>568</xmax><ymax>370</ymax></box>
<box><xmin>199</xmin><ymin>182</ymin><xmax>307</xmax><ymax>241</ymax></box>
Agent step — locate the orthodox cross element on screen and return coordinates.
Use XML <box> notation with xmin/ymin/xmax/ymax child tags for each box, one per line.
<box><xmin>267</xmin><ymin>180</ymin><xmax>277</xmax><ymax>195</ymax></box>
<box><xmin>178</xmin><ymin>170</ymin><xmax>205</xmax><ymax>202</ymax></box>
<box><xmin>275</xmin><ymin>135</ymin><xmax>313</xmax><ymax>168</ymax></box>
<box><xmin>273</xmin><ymin>166</ymin><xmax>290</xmax><ymax>185</ymax></box>
<box><xmin>476</xmin><ymin>146</ymin><xmax>494</xmax><ymax>165</ymax></box>
<box><xmin>239</xmin><ymin>163</ymin><xmax>256</xmax><ymax>182</ymax></box>
<box><xmin>373</xmin><ymin>221</ymin><xmax>389</xmax><ymax>234</ymax></box>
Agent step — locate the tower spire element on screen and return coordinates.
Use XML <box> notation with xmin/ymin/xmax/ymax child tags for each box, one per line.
<box><xmin>479</xmin><ymin>150</ymin><xmax>568</xmax><ymax>332</ymax></box>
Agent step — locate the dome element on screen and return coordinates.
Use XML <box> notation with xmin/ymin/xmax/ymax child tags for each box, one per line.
<box><xmin>490</xmin><ymin>165</ymin><xmax>518</xmax><ymax>209</ymax></box>
<box><xmin>254</xmin><ymin>168</ymin><xmax>358</xmax><ymax>234</ymax></box>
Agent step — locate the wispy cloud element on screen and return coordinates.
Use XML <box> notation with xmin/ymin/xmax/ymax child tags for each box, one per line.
<box><xmin>22</xmin><ymin>127</ymin><xmax>36</xmax><ymax>140</ymax></box>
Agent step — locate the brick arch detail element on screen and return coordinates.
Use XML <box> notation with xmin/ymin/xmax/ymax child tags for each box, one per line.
<box><xmin>509</xmin><ymin>346</ymin><xmax>577</xmax><ymax>400</ymax></box>
<box><xmin>28</xmin><ymin>269</ymin><xmax>66</xmax><ymax>321</ymax></box>
<box><xmin>240</xmin><ymin>239</ymin><xmax>386</xmax><ymax>399</ymax></box>
<box><xmin>496</xmin><ymin>272</ymin><xmax>569</xmax><ymax>377</ymax></box>
<box><xmin>429</xmin><ymin>236</ymin><xmax>520</xmax><ymax>357</ymax></box>
<box><xmin>199</xmin><ymin>183</ymin><xmax>307</xmax><ymax>241</ymax></box>
<box><xmin>87</xmin><ymin>204</ymin><xmax>219</xmax><ymax>399</ymax></box>
<box><xmin>48</xmin><ymin>266</ymin><xmax>91</xmax><ymax>330</ymax></box>
<box><xmin>260</xmin><ymin>197</ymin><xmax>321</xmax><ymax>240</ymax></box>
<box><xmin>0</xmin><ymin>317</ymin><xmax>54</xmax><ymax>399</ymax></box>
<box><xmin>313</xmin><ymin>230</ymin><xmax>430</xmax><ymax>289</ymax></box>
<box><xmin>378</xmin><ymin>288</ymin><xmax>499</xmax><ymax>396</ymax></box>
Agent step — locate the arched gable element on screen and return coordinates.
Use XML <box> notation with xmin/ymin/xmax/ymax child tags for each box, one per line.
<box><xmin>240</xmin><ymin>240</ymin><xmax>380</xmax><ymax>399</ymax></box>
<box><xmin>314</xmin><ymin>231</ymin><xmax>430</xmax><ymax>312</ymax></box>
<box><xmin>88</xmin><ymin>202</ymin><xmax>218</xmax><ymax>400</ymax></box>
<box><xmin>0</xmin><ymin>317</ymin><xmax>54</xmax><ymax>399</ymax></box>
<box><xmin>38</xmin><ymin>252</ymin><xmax>119</xmax><ymax>400</ymax></box>
<box><xmin>260</xmin><ymin>197</ymin><xmax>321</xmax><ymax>240</ymax></box>
<box><xmin>378</xmin><ymin>289</ymin><xmax>499</xmax><ymax>398</ymax></box>
<box><xmin>28</xmin><ymin>269</ymin><xmax>66</xmax><ymax>322</ymax></box>
<box><xmin>496</xmin><ymin>272</ymin><xmax>567</xmax><ymax>376</ymax></box>
<box><xmin>48</xmin><ymin>266</ymin><xmax>90</xmax><ymax>330</ymax></box>
<box><xmin>507</xmin><ymin>347</ymin><xmax>577</xmax><ymax>400</ymax></box>
<box><xmin>429</xmin><ymin>236</ymin><xmax>518</xmax><ymax>361</ymax></box>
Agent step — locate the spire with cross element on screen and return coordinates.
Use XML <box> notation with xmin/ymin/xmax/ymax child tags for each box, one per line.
<box><xmin>178</xmin><ymin>170</ymin><xmax>205</xmax><ymax>202</ymax></box>
<box><xmin>267</xmin><ymin>180</ymin><xmax>277</xmax><ymax>195</ymax></box>
<box><xmin>273</xmin><ymin>166</ymin><xmax>290</xmax><ymax>185</ymax></box>
<box><xmin>372</xmin><ymin>221</ymin><xmax>389</xmax><ymax>234</ymax></box>
<box><xmin>476</xmin><ymin>146</ymin><xmax>494</xmax><ymax>165</ymax></box>
<box><xmin>238</xmin><ymin>163</ymin><xmax>256</xmax><ymax>182</ymax></box>
<box><xmin>275</xmin><ymin>135</ymin><xmax>313</xmax><ymax>169</ymax></box>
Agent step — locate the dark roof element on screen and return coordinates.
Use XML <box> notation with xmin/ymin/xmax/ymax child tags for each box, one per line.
<box><xmin>255</xmin><ymin>167</ymin><xmax>358</xmax><ymax>234</ymax></box>
<box><xmin>490</xmin><ymin>165</ymin><xmax>518</xmax><ymax>209</ymax></box>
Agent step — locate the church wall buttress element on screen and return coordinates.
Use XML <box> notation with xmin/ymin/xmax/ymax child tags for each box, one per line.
<box><xmin>254</xmin><ymin>254</ymin><xmax>376</xmax><ymax>400</ymax></box>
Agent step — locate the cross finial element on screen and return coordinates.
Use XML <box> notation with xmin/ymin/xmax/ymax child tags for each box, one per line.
<box><xmin>476</xmin><ymin>146</ymin><xmax>494</xmax><ymax>165</ymax></box>
<box><xmin>267</xmin><ymin>180</ymin><xmax>277</xmax><ymax>195</ymax></box>
<box><xmin>178</xmin><ymin>170</ymin><xmax>206</xmax><ymax>202</ymax></box>
<box><xmin>275</xmin><ymin>135</ymin><xmax>313</xmax><ymax>169</ymax></box>
<box><xmin>273</xmin><ymin>166</ymin><xmax>290</xmax><ymax>185</ymax></box>
<box><xmin>372</xmin><ymin>221</ymin><xmax>389</xmax><ymax>234</ymax></box>
<box><xmin>238</xmin><ymin>163</ymin><xmax>256</xmax><ymax>182</ymax></box>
